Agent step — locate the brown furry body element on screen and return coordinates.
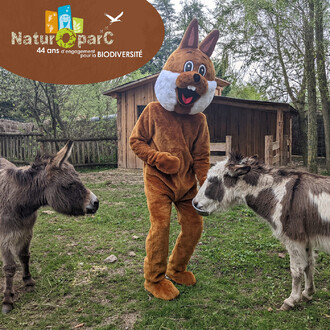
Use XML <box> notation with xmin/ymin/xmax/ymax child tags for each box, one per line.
<box><xmin>130</xmin><ymin>102</ymin><xmax>209</xmax><ymax>299</ymax></box>
<box><xmin>129</xmin><ymin>19</ymin><xmax>219</xmax><ymax>300</ymax></box>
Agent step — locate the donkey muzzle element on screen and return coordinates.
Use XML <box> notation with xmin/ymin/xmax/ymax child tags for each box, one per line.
<box><xmin>192</xmin><ymin>198</ymin><xmax>210</xmax><ymax>217</ymax></box>
<box><xmin>86</xmin><ymin>191</ymin><xmax>99</xmax><ymax>214</ymax></box>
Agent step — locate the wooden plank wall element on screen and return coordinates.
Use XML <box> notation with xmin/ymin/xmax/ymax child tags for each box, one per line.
<box><xmin>118</xmin><ymin>86</ymin><xmax>292</xmax><ymax>168</ymax></box>
<box><xmin>204</xmin><ymin>104</ymin><xmax>277</xmax><ymax>159</ymax></box>
<box><xmin>120</xmin><ymin>81</ymin><xmax>156</xmax><ymax>169</ymax></box>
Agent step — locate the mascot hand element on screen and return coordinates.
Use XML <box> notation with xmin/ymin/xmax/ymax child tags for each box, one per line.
<box><xmin>156</xmin><ymin>152</ymin><xmax>180</xmax><ymax>174</ymax></box>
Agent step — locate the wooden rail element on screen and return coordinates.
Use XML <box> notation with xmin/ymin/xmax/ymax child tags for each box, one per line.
<box><xmin>210</xmin><ymin>136</ymin><xmax>232</xmax><ymax>164</ymax></box>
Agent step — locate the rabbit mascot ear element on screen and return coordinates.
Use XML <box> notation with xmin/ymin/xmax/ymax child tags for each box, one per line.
<box><xmin>155</xmin><ymin>18</ymin><xmax>219</xmax><ymax>115</ymax></box>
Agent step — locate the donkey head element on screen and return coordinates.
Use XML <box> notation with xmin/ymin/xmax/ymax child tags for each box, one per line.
<box><xmin>192</xmin><ymin>153</ymin><xmax>263</xmax><ymax>216</ymax></box>
<box><xmin>43</xmin><ymin>141</ymin><xmax>99</xmax><ymax>216</ymax></box>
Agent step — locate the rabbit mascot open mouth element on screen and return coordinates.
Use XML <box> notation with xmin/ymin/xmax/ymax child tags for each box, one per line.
<box><xmin>130</xmin><ymin>19</ymin><xmax>219</xmax><ymax>300</ymax></box>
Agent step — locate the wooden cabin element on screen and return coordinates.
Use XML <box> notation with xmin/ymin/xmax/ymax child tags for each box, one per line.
<box><xmin>103</xmin><ymin>73</ymin><xmax>297</xmax><ymax>169</ymax></box>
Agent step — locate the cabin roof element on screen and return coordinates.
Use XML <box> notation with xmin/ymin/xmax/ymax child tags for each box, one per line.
<box><xmin>103</xmin><ymin>73</ymin><xmax>297</xmax><ymax>114</ymax></box>
<box><xmin>103</xmin><ymin>73</ymin><xmax>230</xmax><ymax>97</ymax></box>
<box><xmin>212</xmin><ymin>96</ymin><xmax>298</xmax><ymax>114</ymax></box>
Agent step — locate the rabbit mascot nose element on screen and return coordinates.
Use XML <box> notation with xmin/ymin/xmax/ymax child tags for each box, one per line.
<box><xmin>130</xmin><ymin>18</ymin><xmax>219</xmax><ymax>300</ymax></box>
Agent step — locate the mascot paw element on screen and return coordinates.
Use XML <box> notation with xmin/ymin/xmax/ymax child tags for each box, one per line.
<box><xmin>166</xmin><ymin>270</ymin><xmax>196</xmax><ymax>286</ymax></box>
<box><xmin>144</xmin><ymin>279</ymin><xmax>180</xmax><ymax>300</ymax></box>
<box><xmin>156</xmin><ymin>152</ymin><xmax>180</xmax><ymax>174</ymax></box>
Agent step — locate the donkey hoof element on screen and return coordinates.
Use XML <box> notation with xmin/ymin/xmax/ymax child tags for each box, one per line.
<box><xmin>25</xmin><ymin>285</ymin><xmax>35</xmax><ymax>293</ymax></box>
<box><xmin>302</xmin><ymin>291</ymin><xmax>313</xmax><ymax>301</ymax></box>
<box><xmin>2</xmin><ymin>303</ymin><xmax>13</xmax><ymax>314</ymax></box>
<box><xmin>280</xmin><ymin>302</ymin><xmax>292</xmax><ymax>311</ymax></box>
<box><xmin>24</xmin><ymin>277</ymin><xmax>35</xmax><ymax>292</ymax></box>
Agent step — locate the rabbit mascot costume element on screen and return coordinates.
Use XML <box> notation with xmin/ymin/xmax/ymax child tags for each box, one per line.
<box><xmin>130</xmin><ymin>19</ymin><xmax>219</xmax><ymax>300</ymax></box>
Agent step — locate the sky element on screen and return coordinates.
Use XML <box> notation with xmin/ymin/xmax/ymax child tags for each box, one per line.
<box><xmin>148</xmin><ymin>0</ymin><xmax>216</xmax><ymax>13</ymax></box>
<box><xmin>171</xmin><ymin>0</ymin><xmax>216</xmax><ymax>11</ymax></box>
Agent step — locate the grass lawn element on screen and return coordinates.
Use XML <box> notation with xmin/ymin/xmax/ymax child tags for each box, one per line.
<box><xmin>0</xmin><ymin>168</ymin><xmax>329</xmax><ymax>329</ymax></box>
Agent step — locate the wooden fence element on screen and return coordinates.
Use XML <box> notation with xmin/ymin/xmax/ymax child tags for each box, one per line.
<box><xmin>0</xmin><ymin>133</ymin><xmax>43</xmax><ymax>164</ymax></box>
<box><xmin>210</xmin><ymin>136</ymin><xmax>232</xmax><ymax>164</ymax></box>
<box><xmin>0</xmin><ymin>134</ymin><xmax>118</xmax><ymax>167</ymax></box>
<box><xmin>38</xmin><ymin>137</ymin><xmax>117</xmax><ymax>167</ymax></box>
<box><xmin>265</xmin><ymin>134</ymin><xmax>291</xmax><ymax>166</ymax></box>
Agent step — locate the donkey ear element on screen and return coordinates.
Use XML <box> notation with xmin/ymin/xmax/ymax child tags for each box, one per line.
<box><xmin>53</xmin><ymin>140</ymin><xmax>73</xmax><ymax>168</ymax></box>
<box><xmin>232</xmin><ymin>164</ymin><xmax>251</xmax><ymax>177</ymax></box>
<box><xmin>199</xmin><ymin>29</ymin><xmax>219</xmax><ymax>57</ymax></box>
<box><xmin>179</xmin><ymin>18</ymin><xmax>199</xmax><ymax>49</ymax></box>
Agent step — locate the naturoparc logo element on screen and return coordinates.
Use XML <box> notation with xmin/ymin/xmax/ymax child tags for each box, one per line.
<box><xmin>0</xmin><ymin>0</ymin><xmax>164</xmax><ymax>84</ymax></box>
<box><xmin>12</xmin><ymin>4</ymin><xmax>90</xmax><ymax>51</ymax></box>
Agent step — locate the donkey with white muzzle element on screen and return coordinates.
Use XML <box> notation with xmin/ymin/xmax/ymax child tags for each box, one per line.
<box><xmin>193</xmin><ymin>152</ymin><xmax>330</xmax><ymax>310</ymax></box>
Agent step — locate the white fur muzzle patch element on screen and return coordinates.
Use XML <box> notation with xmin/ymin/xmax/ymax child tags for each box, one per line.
<box><xmin>189</xmin><ymin>80</ymin><xmax>217</xmax><ymax>115</ymax></box>
<box><xmin>154</xmin><ymin>70</ymin><xmax>180</xmax><ymax>112</ymax></box>
<box><xmin>154</xmin><ymin>70</ymin><xmax>217</xmax><ymax>115</ymax></box>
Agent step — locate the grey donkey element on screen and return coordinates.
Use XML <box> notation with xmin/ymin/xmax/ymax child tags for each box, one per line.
<box><xmin>0</xmin><ymin>141</ymin><xmax>99</xmax><ymax>313</ymax></box>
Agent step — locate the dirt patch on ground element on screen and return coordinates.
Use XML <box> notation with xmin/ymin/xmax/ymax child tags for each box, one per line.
<box><xmin>80</xmin><ymin>168</ymin><xmax>144</xmax><ymax>185</ymax></box>
<box><xmin>98</xmin><ymin>311</ymin><xmax>140</xmax><ymax>329</ymax></box>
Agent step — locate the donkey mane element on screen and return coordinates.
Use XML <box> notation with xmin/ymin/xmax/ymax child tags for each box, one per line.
<box><xmin>228</xmin><ymin>151</ymin><xmax>244</xmax><ymax>163</ymax></box>
<box><xmin>7</xmin><ymin>164</ymin><xmax>44</xmax><ymax>186</ymax></box>
<box><xmin>6</xmin><ymin>155</ymin><xmax>54</xmax><ymax>186</ymax></box>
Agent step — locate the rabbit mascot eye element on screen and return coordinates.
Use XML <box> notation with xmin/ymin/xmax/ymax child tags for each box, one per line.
<box><xmin>130</xmin><ymin>19</ymin><xmax>219</xmax><ymax>300</ymax></box>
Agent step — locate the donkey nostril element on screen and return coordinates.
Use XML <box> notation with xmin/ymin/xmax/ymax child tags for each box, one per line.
<box><xmin>193</xmin><ymin>73</ymin><xmax>200</xmax><ymax>82</ymax></box>
<box><xmin>94</xmin><ymin>200</ymin><xmax>99</xmax><ymax>208</ymax></box>
<box><xmin>192</xmin><ymin>199</ymin><xmax>200</xmax><ymax>209</ymax></box>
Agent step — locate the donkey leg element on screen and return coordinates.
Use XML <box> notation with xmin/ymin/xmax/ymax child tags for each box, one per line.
<box><xmin>302</xmin><ymin>247</ymin><xmax>315</xmax><ymax>301</ymax></box>
<box><xmin>17</xmin><ymin>234</ymin><xmax>35</xmax><ymax>292</ymax></box>
<box><xmin>281</xmin><ymin>243</ymin><xmax>307</xmax><ymax>310</ymax></box>
<box><xmin>1</xmin><ymin>248</ymin><xmax>16</xmax><ymax>314</ymax></box>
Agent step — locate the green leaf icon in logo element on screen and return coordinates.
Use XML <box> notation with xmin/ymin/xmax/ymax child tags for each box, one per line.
<box><xmin>73</xmin><ymin>17</ymin><xmax>84</xmax><ymax>33</ymax></box>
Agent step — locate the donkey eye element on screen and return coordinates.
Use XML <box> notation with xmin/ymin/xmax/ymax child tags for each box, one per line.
<box><xmin>184</xmin><ymin>61</ymin><xmax>194</xmax><ymax>72</ymax></box>
<box><xmin>198</xmin><ymin>64</ymin><xmax>206</xmax><ymax>76</ymax></box>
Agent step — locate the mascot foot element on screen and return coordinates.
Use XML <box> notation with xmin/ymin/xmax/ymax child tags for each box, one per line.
<box><xmin>166</xmin><ymin>270</ymin><xmax>196</xmax><ymax>286</ymax></box>
<box><xmin>144</xmin><ymin>279</ymin><xmax>180</xmax><ymax>300</ymax></box>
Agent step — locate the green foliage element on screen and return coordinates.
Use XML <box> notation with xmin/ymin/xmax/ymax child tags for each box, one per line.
<box><xmin>0</xmin><ymin>169</ymin><xmax>328</xmax><ymax>329</ymax></box>
<box><xmin>227</xmin><ymin>81</ymin><xmax>267</xmax><ymax>100</ymax></box>
<box><xmin>177</xmin><ymin>0</ymin><xmax>208</xmax><ymax>32</ymax></box>
<box><xmin>0</xmin><ymin>68</ymin><xmax>149</xmax><ymax>138</ymax></box>
<box><xmin>143</xmin><ymin>0</ymin><xmax>179</xmax><ymax>73</ymax></box>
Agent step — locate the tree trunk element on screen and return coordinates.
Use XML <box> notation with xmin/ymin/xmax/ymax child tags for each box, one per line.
<box><xmin>315</xmin><ymin>0</ymin><xmax>330</xmax><ymax>173</ymax></box>
<box><xmin>294</xmin><ymin>102</ymin><xmax>308</xmax><ymax>164</ymax></box>
<box><xmin>304</xmin><ymin>0</ymin><xmax>318</xmax><ymax>173</ymax></box>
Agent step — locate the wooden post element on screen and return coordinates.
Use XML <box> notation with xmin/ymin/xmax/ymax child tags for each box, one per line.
<box><xmin>288</xmin><ymin>117</ymin><xmax>292</xmax><ymax>164</ymax></box>
<box><xmin>225</xmin><ymin>136</ymin><xmax>232</xmax><ymax>156</ymax></box>
<box><xmin>265</xmin><ymin>135</ymin><xmax>273</xmax><ymax>166</ymax></box>
<box><xmin>77</xmin><ymin>142</ymin><xmax>81</xmax><ymax>164</ymax></box>
<box><xmin>82</xmin><ymin>142</ymin><xmax>85</xmax><ymax>164</ymax></box>
<box><xmin>283</xmin><ymin>135</ymin><xmax>289</xmax><ymax>165</ymax></box>
<box><xmin>276</xmin><ymin>110</ymin><xmax>284</xmax><ymax>165</ymax></box>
